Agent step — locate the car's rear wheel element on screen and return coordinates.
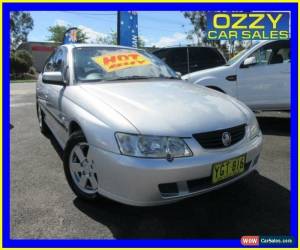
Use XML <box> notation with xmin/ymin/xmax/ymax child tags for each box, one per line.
<box><xmin>36</xmin><ymin>101</ymin><xmax>50</xmax><ymax>135</ymax></box>
<box><xmin>63</xmin><ymin>131</ymin><xmax>100</xmax><ymax>201</ymax></box>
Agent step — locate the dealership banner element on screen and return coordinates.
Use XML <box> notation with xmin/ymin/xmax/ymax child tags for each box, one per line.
<box><xmin>207</xmin><ymin>12</ymin><xmax>290</xmax><ymax>40</ymax></box>
<box><xmin>117</xmin><ymin>11</ymin><xmax>138</xmax><ymax>47</ymax></box>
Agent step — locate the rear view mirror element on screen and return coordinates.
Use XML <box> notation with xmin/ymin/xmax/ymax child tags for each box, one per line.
<box><xmin>42</xmin><ymin>72</ymin><xmax>64</xmax><ymax>85</ymax></box>
<box><xmin>242</xmin><ymin>56</ymin><xmax>257</xmax><ymax>68</ymax></box>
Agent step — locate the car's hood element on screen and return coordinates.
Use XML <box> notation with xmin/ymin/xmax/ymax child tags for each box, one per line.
<box><xmin>80</xmin><ymin>80</ymin><xmax>249</xmax><ymax>136</ymax></box>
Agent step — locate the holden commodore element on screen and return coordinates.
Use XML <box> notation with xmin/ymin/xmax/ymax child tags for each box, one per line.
<box><xmin>36</xmin><ymin>44</ymin><xmax>262</xmax><ymax>206</ymax></box>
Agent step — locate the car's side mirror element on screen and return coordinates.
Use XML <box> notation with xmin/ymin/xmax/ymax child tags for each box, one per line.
<box><xmin>241</xmin><ymin>56</ymin><xmax>257</xmax><ymax>68</ymax></box>
<box><xmin>42</xmin><ymin>72</ymin><xmax>64</xmax><ymax>85</ymax></box>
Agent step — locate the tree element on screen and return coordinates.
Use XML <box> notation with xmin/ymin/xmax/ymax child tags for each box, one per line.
<box><xmin>96</xmin><ymin>31</ymin><xmax>146</xmax><ymax>48</ymax></box>
<box><xmin>10</xmin><ymin>11</ymin><xmax>34</xmax><ymax>50</ymax></box>
<box><xmin>183</xmin><ymin>11</ymin><xmax>207</xmax><ymax>45</ymax></box>
<box><xmin>10</xmin><ymin>50</ymin><xmax>33</xmax><ymax>75</ymax></box>
<box><xmin>137</xmin><ymin>36</ymin><xmax>146</xmax><ymax>48</ymax></box>
<box><xmin>96</xmin><ymin>31</ymin><xmax>117</xmax><ymax>45</ymax></box>
<box><xmin>47</xmin><ymin>25</ymin><xmax>88</xmax><ymax>43</ymax></box>
<box><xmin>183</xmin><ymin>11</ymin><xmax>245</xmax><ymax>58</ymax></box>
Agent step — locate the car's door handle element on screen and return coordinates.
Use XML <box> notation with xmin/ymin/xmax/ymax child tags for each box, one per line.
<box><xmin>226</xmin><ymin>75</ymin><xmax>237</xmax><ymax>81</ymax></box>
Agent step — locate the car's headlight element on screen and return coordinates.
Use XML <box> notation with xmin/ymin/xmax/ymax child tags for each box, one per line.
<box><xmin>248</xmin><ymin>116</ymin><xmax>261</xmax><ymax>140</ymax></box>
<box><xmin>115</xmin><ymin>133</ymin><xmax>192</xmax><ymax>159</ymax></box>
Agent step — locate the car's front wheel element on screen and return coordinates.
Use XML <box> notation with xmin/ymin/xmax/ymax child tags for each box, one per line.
<box><xmin>63</xmin><ymin>131</ymin><xmax>100</xmax><ymax>201</ymax></box>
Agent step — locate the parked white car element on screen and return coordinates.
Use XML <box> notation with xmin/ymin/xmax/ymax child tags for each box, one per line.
<box><xmin>182</xmin><ymin>40</ymin><xmax>290</xmax><ymax>111</ymax></box>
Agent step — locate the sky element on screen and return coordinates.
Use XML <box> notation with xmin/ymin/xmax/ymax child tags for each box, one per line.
<box><xmin>28</xmin><ymin>11</ymin><xmax>195</xmax><ymax>47</ymax></box>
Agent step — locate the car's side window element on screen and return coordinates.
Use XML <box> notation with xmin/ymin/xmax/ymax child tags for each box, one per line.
<box><xmin>169</xmin><ymin>48</ymin><xmax>188</xmax><ymax>74</ymax></box>
<box><xmin>61</xmin><ymin>48</ymin><xmax>69</xmax><ymax>83</ymax></box>
<box><xmin>44</xmin><ymin>48</ymin><xmax>67</xmax><ymax>73</ymax></box>
<box><xmin>245</xmin><ymin>40</ymin><xmax>290</xmax><ymax>66</ymax></box>
<box><xmin>44</xmin><ymin>52</ymin><xmax>56</xmax><ymax>72</ymax></box>
<box><xmin>52</xmin><ymin>49</ymin><xmax>65</xmax><ymax>73</ymax></box>
<box><xmin>154</xmin><ymin>49</ymin><xmax>168</xmax><ymax>62</ymax></box>
<box><xmin>170</xmin><ymin>48</ymin><xmax>187</xmax><ymax>65</ymax></box>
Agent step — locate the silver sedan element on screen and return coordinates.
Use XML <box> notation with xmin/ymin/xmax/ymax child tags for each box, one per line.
<box><xmin>36</xmin><ymin>44</ymin><xmax>262</xmax><ymax>206</ymax></box>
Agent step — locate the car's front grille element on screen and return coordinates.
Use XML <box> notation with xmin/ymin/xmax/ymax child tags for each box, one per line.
<box><xmin>193</xmin><ymin>124</ymin><xmax>246</xmax><ymax>149</ymax></box>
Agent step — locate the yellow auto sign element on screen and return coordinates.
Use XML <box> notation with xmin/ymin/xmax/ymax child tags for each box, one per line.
<box><xmin>92</xmin><ymin>52</ymin><xmax>151</xmax><ymax>72</ymax></box>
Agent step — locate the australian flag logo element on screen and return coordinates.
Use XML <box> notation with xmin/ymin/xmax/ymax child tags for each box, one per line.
<box><xmin>63</xmin><ymin>27</ymin><xmax>78</xmax><ymax>44</ymax></box>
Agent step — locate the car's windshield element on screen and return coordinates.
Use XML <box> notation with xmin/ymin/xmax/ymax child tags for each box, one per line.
<box><xmin>73</xmin><ymin>47</ymin><xmax>178</xmax><ymax>82</ymax></box>
<box><xmin>226</xmin><ymin>42</ymin><xmax>261</xmax><ymax>66</ymax></box>
<box><xmin>226</xmin><ymin>49</ymin><xmax>248</xmax><ymax>65</ymax></box>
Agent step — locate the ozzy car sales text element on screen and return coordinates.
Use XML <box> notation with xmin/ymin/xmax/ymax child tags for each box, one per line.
<box><xmin>207</xmin><ymin>12</ymin><xmax>290</xmax><ymax>40</ymax></box>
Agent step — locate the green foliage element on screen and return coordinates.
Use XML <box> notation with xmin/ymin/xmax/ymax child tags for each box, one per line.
<box><xmin>137</xmin><ymin>36</ymin><xmax>146</xmax><ymax>48</ymax></box>
<box><xmin>183</xmin><ymin>11</ymin><xmax>207</xmax><ymax>46</ymax></box>
<box><xmin>47</xmin><ymin>25</ymin><xmax>88</xmax><ymax>43</ymax></box>
<box><xmin>15</xmin><ymin>50</ymin><xmax>33</xmax><ymax>67</ymax></box>
<box><xmin>183</xmin><ymin>11</ymin><xmax>245</xmax><ymax>59</ymax></box>
<box><xmin>10</xmin><ymin>50</ymin><xmax>33</xmax><ymax>75</ymax></box>
<box><xmin>96</xmin><ymin>31</ymin><xmax>118</xmax><ymax>45</ymax></box>
<box><xmin>10</xmin><ymin>11</ymin><xmax>34</xmax><ymax>50</ymax></box>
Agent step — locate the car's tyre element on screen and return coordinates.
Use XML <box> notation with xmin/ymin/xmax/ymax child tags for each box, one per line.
<box><xmin>36</xmin><ymin>101</ymin><xmax>50</xmax><ymax>135</ymax></box>
<box><xmin>63</xmin><ymin>131</ymin><xmax>101</xmax><ymax>201</ymax></box>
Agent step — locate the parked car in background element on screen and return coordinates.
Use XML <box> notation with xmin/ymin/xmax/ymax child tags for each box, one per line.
<box><xmin>153</xmin><ymin>46</ymin><xmax>226</xmax><ymax>75</ymax></box>
<box><xmin>182</xmin><ymin>40</ymin><xmax>291</xmax><ymax>111</ymax></box>
<box><xmin>36</xmin><ymin>44</ymin><xmax>262</xmax><ymax>206</ymax></box>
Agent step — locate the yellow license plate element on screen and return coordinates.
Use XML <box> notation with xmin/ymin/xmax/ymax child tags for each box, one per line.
<box><xmin>212</xmin><ymin>155</ymin><xmax>246</xmax><ymax>184</ymax></box>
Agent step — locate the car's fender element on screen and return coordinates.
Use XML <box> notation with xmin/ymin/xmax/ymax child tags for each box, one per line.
<box><xmin>61</xmin><ymin>87</ymin><xmax>139</xmax><ymax>154</ymax></box>
<box><xmin>183</xmin><ymin>66</ymin><xmax>237</xmax><ymax>97</ymax></box>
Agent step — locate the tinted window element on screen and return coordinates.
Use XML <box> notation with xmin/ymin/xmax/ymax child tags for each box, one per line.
<box><xmin>169</xmin><ymin>48</ymin><xmax>187</xmax><ymax>64</ymax></box>
<box><xmin>167</xmin><ymin>48</ymin><xmax>188</xmax><ymax>74</ymax></box>
<box><xmin>153</xmin><ymin>49</ymin><xmax>168</xmax><ymax>62</ymax></box>
<box><xmin>188</xmin><ymin>47</ymin><xmax>225</xmax><ymax>73</ymax></box>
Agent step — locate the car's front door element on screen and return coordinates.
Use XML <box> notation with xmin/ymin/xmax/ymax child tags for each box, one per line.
<box><xmin>43</xmin><ymin>47</ymin><xmax>69</xmax><ymax>145</ymax></box>
<box><xmin>237</xmin><ymin>40</ymin><xmax>290</xmax><ymax>110</ymax></box>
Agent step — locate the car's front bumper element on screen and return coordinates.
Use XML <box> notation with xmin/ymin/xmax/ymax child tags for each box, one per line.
<box><xmin>89</xmin><ymin>134</ymin><xmax>263</xmax><ymax>206</ymax></box>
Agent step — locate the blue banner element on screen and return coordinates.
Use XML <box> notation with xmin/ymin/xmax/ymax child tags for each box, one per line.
<box><xmin>207</xmin><ymin>12</ymin><xmax>290</xmax><ymax>40</ymax></box>
<box><xmin>63</xmin><ymin>27</ymin><xmax>78</xmax><ymax>44</ymax></box>
<box><xmin>117</xmin><ymin>11</ymin><xmax>138</xmax><ymax>47</ymax></box>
